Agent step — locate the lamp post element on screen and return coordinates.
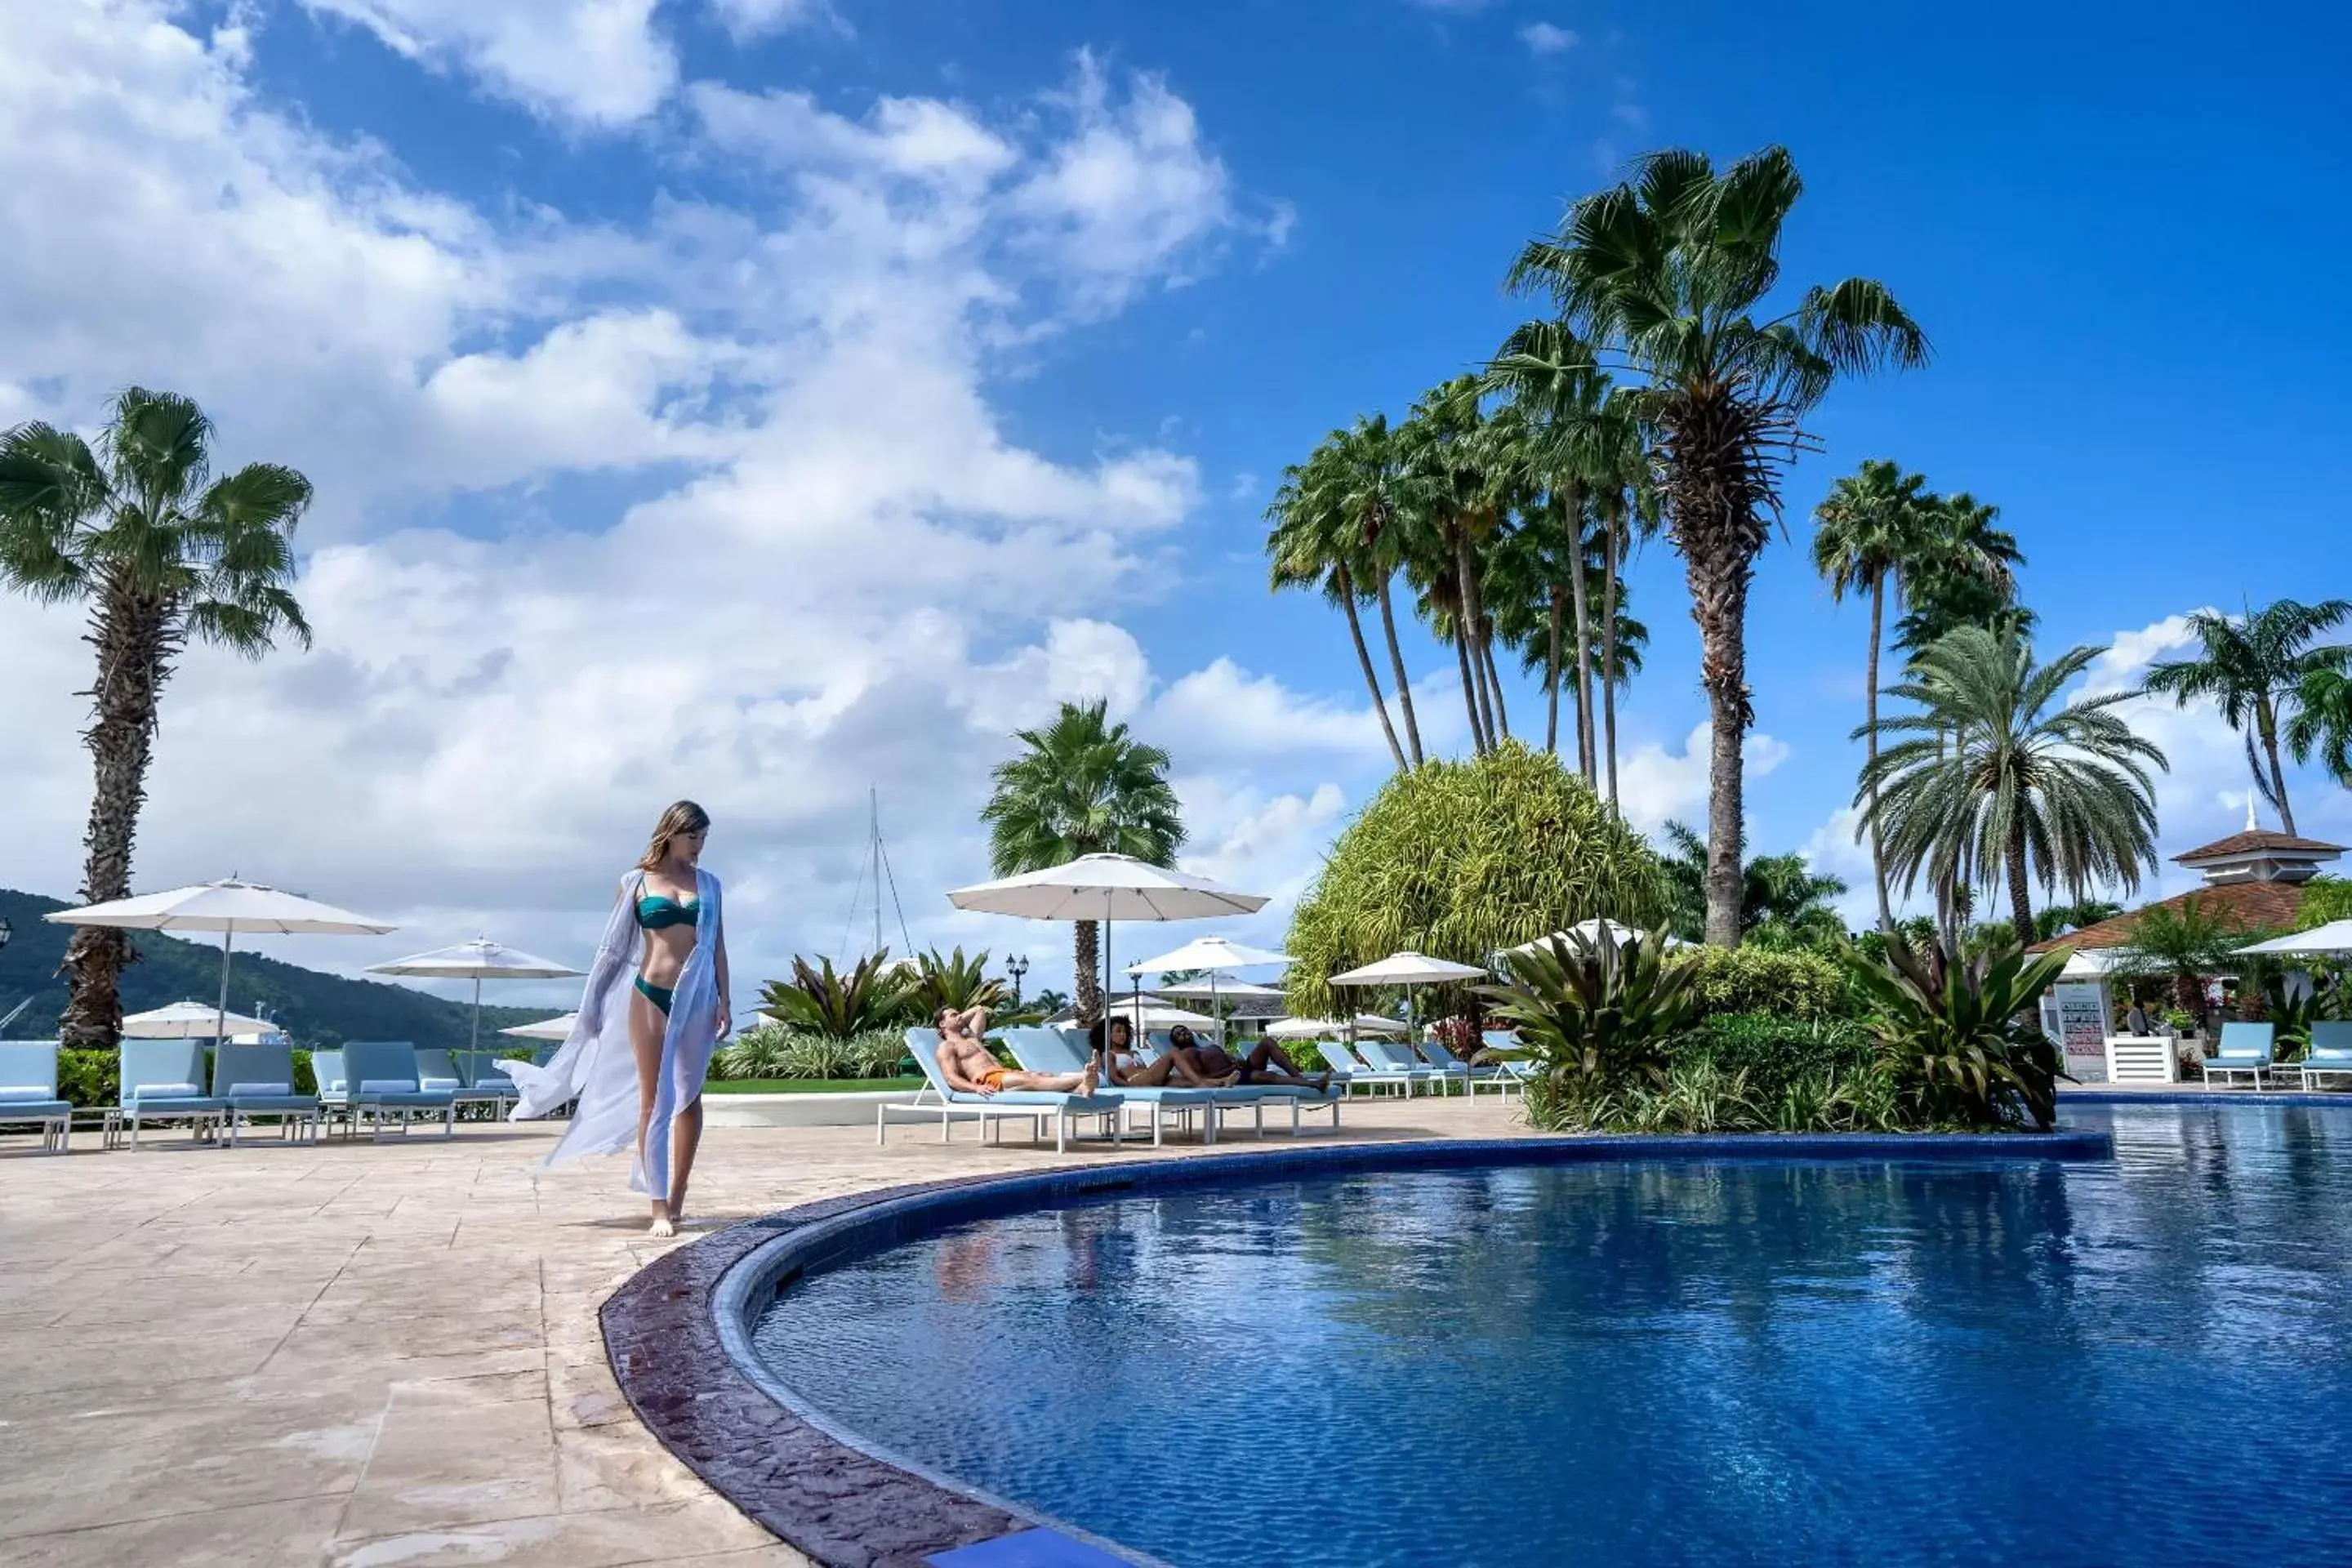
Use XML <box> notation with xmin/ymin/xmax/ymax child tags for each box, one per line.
<box><xmin>1006</xmin><ymin>954</ymin><xmax>1028</xmax><ymax>1009</ymax></box>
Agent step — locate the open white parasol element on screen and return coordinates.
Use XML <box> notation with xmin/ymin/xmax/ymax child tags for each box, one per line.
<box><xmin>368</xmin><ymin>938</ymin><xmax>584</xmax><ymax>1051</ymax></box>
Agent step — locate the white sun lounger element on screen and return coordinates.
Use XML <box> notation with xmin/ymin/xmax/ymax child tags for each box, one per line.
<box><xmin>880</xmin><ymin>1029</ymin><xmax>1125</xmax><ymax>1153</ymax></box>
<box><xmin>1004</xmin><ymin>1027</ymin><xmax>1231</xmax><ymax>1145</ymax></box>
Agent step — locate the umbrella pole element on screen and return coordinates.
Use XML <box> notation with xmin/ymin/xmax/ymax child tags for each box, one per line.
<box><xmin>216</xmin><ymin>922</ymin><xmax>234</xmax><ymax>1048</ymax></box>
<box><xmin>470</xmin><ymin>976</ymin><xmax>482</xmax><ymax>1053</ymax></box>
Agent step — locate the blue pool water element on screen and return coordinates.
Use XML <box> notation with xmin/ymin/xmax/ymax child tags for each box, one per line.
<box><xmin>751</xmin><ymin>1105</ymin><xmax>2352</xmax><ymax>1566</ymax></box>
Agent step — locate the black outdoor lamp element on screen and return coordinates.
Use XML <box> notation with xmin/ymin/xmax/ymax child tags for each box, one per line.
<box><xmin>1007</xmin><ymin>954</ymin><xmax>1028</xmax><ymax>1008</ymax></box>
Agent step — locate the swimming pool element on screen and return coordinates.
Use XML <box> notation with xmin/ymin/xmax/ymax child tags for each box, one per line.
<box><xmin>745</xmin><ymin>1105</ymin><xmax>2352</xmax><ymax>1566</ymax></box>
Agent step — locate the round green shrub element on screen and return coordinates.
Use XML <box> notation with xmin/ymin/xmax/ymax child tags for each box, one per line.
<box><xmin>1285</xmin><ymin>742</ymin><xmax>1666</xmax><ymax>1018</ymax></box>
<box><xmin>1681</xmin><ymin>946</ymin><xmax>1848</xmax><ymax>1020</ymax></box>
<box><xmin>1672</xmin><ymin>1012</ymin><xmax>1874</xmax><ymax>1106</ymax></box>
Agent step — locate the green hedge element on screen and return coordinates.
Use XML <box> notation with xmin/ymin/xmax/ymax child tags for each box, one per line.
<box><xmin>1672</xmin><ymin>1012</ymin><xmax>1874</xmax><ymax>1105</ymax></box>
<box><xmin>56</xmin><ymin>1047</ymin><xmax>321</xmax><ymax>1110</ymax></box>
<box><xmin>1681</xmin><ymin>947</ymin><xmax>1849</xmax><ymax>1020</ymax></box>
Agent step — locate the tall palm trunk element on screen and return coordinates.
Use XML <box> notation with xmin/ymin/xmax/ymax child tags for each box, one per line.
<box><xmin>1481</xmin><ymin>627</ymin><xmax>1511</xmax><ymax>739</ymax></box>
<box><xmin>1864</xmin><ymin>575</ymin><xmax>1894</xmax><ymax>932</ymax></box>
<box><xmin>1455</xmin><ymin>530</ymin><xmax>1499</xmax><ymax>751</ymax></box>
<box><xmin>1601</xmin><ymin>501</ymin><xmax>1623</xmax><ymax>808</ymax></box>
<box><xmin>2006</xmin><ymin>813</ymin><xmax>2035</xmax><ymax>940</ymax></box>
<box><xmin>1544</xmin><ymin>587</ymin><xmax>1564</xmax><ymax>754</ymax></box>
<box><xmin>1563</xmin><ymin>489</ymin><xmax>1596</xmax><ymax>782</ymax></box>
<box><xmin>1374</xmin><ymin>573</ymin><xmax>1423</xmax><ymax>767</ymax></box>
<box><xmin>2256</xmin><ymin>696</ymin><xmax>2297</xmax><ymax>835</ymax></box>
<box><xmin>1451</xmin><ymin>626</ymin><xmax>1487</xmax><ymax>753</ymax></box>
<box><xmin>1337</xmin><ymin>564</ymin><xmax>1409</xmax><ymax>773</ymax></box>
<box><xmin>1073</xmin><ymin>919</ymin><xmax>1100</xmax><ymax>1024</ymax></box>
<box><xmin>1686</xmin><ymin>547</ymin><xmax>1753</xmax><ymax>948</ymax></box>
<box><xmin>60</xmin><ymin>569</ymin><xmax>176</xmax><ymax>1048</ymax></box>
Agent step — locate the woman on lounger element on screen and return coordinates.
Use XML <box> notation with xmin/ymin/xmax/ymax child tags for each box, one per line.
<box><xmin>1167</xmin><ymin>1025</ymin><xmax>1330</xmax><ymax>1092</ymax></box>
<box><xmin>1089</xmin><ymin>1017</ymin><xmax>1185</xmax><ymax>1086</ymax></box>
<box><xmin>510</xmin><ymin>800</ymin><xmax>729</xmax><ymax>1239</ymax></box>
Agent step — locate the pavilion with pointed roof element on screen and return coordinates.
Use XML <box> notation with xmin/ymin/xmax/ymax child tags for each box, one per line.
<box><xmin>2027</xmin><ymin>822</ymin><xmax>2344</xmax><ymax>969</ymax></box>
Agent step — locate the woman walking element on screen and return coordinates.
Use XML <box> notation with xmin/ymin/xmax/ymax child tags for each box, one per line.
<box><xmin>511</xmin><ymin>801</ymin><xmax>730</xmax><ymax>1236</ymax></box>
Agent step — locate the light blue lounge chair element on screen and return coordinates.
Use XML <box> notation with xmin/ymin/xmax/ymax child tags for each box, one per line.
<box><xmin>1421</xmin><ymin>1035</ymin><xmax>1512</xmax><ymax>1097</ymax></box>
<box><xmin>0</xmin><ymin>1040</ymin><xmax>74</xmax><ymax>1153</ymax></box>
<box><xmin>2299</xmin><ymin>1021</ymin><xmax>2352</xmax><ymax>1090</ymax></box>
<box><xmin>212</xmin><ymin>1041</ymin><xmax>321</xmax><ymax>1147</ymax></box>
<box><xmin>110</xmin><ymin>1040</ymin><xmax>225</xmax><ymax>1149</ymax></box>
<box><xmin>310</xmin><ymin>1048</ymin><xmax>352</xmax><ymax>1137</ymax></box>
<box><xmin>1009</xmin><ymin>1026</ymin><xmax>1286</xmax><ymax>1145</ymax></box>
<box><xmin>453</xmin><ymin>1051</ymin><xmax>522</xmax><ymax>1107</ymax></box>
<box><xmin>2204</xmin><ymin>1022</ymin><xmax>2274</xmax><ymax>1089</ymax></box>
<box><xmin>342</xmin><ymin>1041</ymin><xmax>456</xmax><ymax>1139</ymax></box>
<box><xmin>1481</xmin><ymin>1028</ymin><xmax>1539</xmax><ymax>1093</ymax></box>
<box><xmin>415</xmin><ymin>1047</ymin><xmax>508</xmax><ymax>1122</ymax></box>
<box><xmin>1353</xmin><ymin>1039</ymin><xmax>1441</xmax><ymax>1097</ymax></box>
<box><xmin>880</xmin><ymin>1028</ymin><xmax>1125</xmax><ymax>1153</ymax></box>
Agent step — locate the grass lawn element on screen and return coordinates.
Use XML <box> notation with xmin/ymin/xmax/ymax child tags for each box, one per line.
<box><xmin>703</xmin><ymin>1076</ymin><xmax>925</xmax><ymax>1095</ymax></box>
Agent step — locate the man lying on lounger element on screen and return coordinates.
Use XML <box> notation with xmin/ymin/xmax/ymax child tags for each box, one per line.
<box><xmin>935</xmin><ymin>1008</ymin><xmax>1099</xmax><ymax>1098</ymax></box>
<box><xmin>1165</xmin><ymin>1025</ymin><xmax>1331</xmax><ymax>1092</ymax></box>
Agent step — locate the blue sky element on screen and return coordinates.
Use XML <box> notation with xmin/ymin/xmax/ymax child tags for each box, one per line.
<box><xmin>1</xmin><ymin>0</ymin><xmax>2345</xmax><ymax>1009</ymax></box>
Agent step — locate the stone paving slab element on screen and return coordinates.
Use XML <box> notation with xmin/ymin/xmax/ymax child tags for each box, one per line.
<box><xmin>0</xmin><ymin>1098</ymin><xmax>1519</xmax><ymax>1566</ymax></box>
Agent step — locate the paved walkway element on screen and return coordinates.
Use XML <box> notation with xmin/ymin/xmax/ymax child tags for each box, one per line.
<box><xmin>0</xmin><ymin>1097</ymin><xmax>1525</xmax><ymax>1566</ymax></box>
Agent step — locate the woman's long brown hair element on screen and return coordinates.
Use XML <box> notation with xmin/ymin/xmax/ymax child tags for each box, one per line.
<box><xmin>636</xmin><ymin>800</ymin><xmax>711</xmax><ymax>873</ymax></box>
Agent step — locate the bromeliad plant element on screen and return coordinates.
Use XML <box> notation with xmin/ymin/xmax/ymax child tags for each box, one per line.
<box><xmin>911</xmin><ymin>947</ymin><xmax>1007</xmax><ymax>1018</ymax></box>
<box><xmin>1478</xmin><ymin>925</ymin><xmax>1699</xmax><ymax>1130</ymax></box>
<box><xmin>1843</xmin><ymin>933</ymin><xmax>2069</xmax><ymax>1131</ymax></box>
<box><xmin>758</xmin><ymin>951</ymin><xmax>916</xmax><ymax>1040</ymax></box>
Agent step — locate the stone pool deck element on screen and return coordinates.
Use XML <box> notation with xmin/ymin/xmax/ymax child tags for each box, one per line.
<box><xmin>0</xmin><ymin>1098</ymin><xmax>1524</xmax><ymax>1567</ymax></box>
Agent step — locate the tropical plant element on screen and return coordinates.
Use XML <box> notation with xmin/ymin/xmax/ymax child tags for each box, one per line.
<box><xmin>1811</xmin><ymin>459</ymin><xmax>1939</xmax><ymax>929</ymax></box>
<box><xmin>981</xmin><ymin>699</ymin><xmax>1183</xmax><ymax>1023</ymax></box>
<box><xmin>2034</xmin><ymin>900</ymin><xmax>2123</xmax><ymax>941</ymax></box>
<box><xmin>1858</xmin><ymin>626</ymin><xmax>2167</xmax><ymax>938</ymax></box>
<box><xmin>1619</xmin><ymin>1057</ymin><xmax>1765</xmax><ymax>1134</ymax></box>
<box><xmin>910</xmin><ymin>947</ymin><xmax>1006</xmax><ymax>1017</ymax></box>
<box><xmin>1396</xmin><ymin>376</ymin><xmax>1516</xmax><ymax>753</ymax></box>
<box><xmin>714</xmin><ymin>1024</ymin><xmax>907</xmax><ymax>1082</ymax></box>
<box><xmin>1030</xmin><ymin>987</ymin><xmax>1071</xmax><ymax>1018</ymax></box>
<box><xmin>1843</xmin><ymin>933</ymin><xmax>2070</xmax><ymax>1131</ymax></box>
<box><xmin>1479</xmin><ymin>926</ymin><xmax>1699</xmax><ymax>1130</ymax></box>
<box><xmin>1656</xmin><ymin>822</ymin><xmax>1847</xmax><ymax>947</ymax></box>
<box><xmin>758</xmin><ymin>951</ymin><xmax>916</xmax><ymax>1040</ymax></box>
<box><xmin>1673</xmin><ymin>1011</ymin><xmax>1875</xmax><ymax>1107</ymax></box>
<box><xmin>2143</xmin><ymin>598</ymin><xmax>2351</xmax><ymax>835</ymax></box>
<box><xmin>1506</xmin><ymin>145</ymin><xmax>1929</xmax><ymax>943</ymax></box>
<box><xmin>1284</xmin><ymin>742</ymin><xmax>1664</xmax><ymax>1018</ymax></box>
<box><xmin>1890</xmin><ymin>492</ymin><xmax>2028</xmax><ymax>659</ymax></box>
<box><xmin>0</xmin><ymin>389</ymin><xmax>314</xmax><ymax>1046</ymax></box>
<box><xmin>2286</xmin><ymin>667</ymin><xmax>2352</xmax><ymax>791</ymax></box>
<box><xmin>2111</xmin><ymin>895</ymin><xmax>2251</xmax><ymax>1021</ymax></box>
<box><xmin>2295</xmin><ymin>876</ymin><xmax>2352</xmax><ymax>931</ymax></box>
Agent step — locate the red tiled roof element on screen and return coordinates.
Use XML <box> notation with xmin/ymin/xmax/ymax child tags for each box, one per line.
<box><xmin>2172</xmin><ymin>830</ymin><xmax>2345</xmax><ymax>864</ymax></box>
<box><xmin>2027</xmin><ymin>880</ymin><xmax>2306</xmax><ymax>953</ymax></box>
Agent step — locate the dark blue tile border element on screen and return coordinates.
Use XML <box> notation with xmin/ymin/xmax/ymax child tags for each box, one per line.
<box><xmin>602</xmin><ymin>1129</ymin><xmax>2113</xmax><ymax>1568</ymax></box>
<box><xmin>2064</xmin><ymin>1088</ymin><xmax>2352</xmax><ymax>1107</ymax></box>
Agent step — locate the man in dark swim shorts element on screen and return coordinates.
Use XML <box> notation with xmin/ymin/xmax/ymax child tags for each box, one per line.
<box><xmin>1166</xmin><ymin>1024</ymin><xmax>1331</xmax><ymax>1092</ymax></box>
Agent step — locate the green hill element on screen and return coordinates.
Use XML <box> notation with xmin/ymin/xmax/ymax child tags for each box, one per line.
<box><xmin>0</xmin><ymin>888</ymin><xmax>561</xmax><ymax>1049</ymax></box>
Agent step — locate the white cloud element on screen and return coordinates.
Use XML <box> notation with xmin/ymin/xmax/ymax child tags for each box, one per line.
<box><xmin>706</xmin><ymin>0</ymin><xmax>834</xmax><ymax>43</ymax></box>
<box><xmin>299</xmin><ymin>0</ymin><xmax>678</xmax><ymax>126</ymax></box>
<box><xmin>0</xmin><ymin>3</ymin><xmax>1316</xmax><ymax>1008</ymax></box>
<box><xmin>1518</xmin><ymin>21</ymin><xmax>1579</xmax><ymax>55</ymax></box>
<box><xmin>1617</xmin><ymin>723</ymin><xmax>1791</xmax><ymax>837</ymax></box>
<box><xmin>1151</xmin><ymin>659</ymin><xmax>1396</xmax><ymax>765</ymax></box>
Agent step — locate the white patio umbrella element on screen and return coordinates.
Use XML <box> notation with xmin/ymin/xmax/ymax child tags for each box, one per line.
<box><xmin>1328</xmin><ymin>950</ymin><xmax>1487</xmax><ymax>1050</ymax></box>
<box><xmin>1125</xmin><ymin>933</ymin><xmax>1290</xmax><ymax>1026</ymax></box>
<box><xmin>1104</xmin><ymin>999</ymin><xmax>1221</xmax><ymax>1033</ymax></box>
<box><xmin>2238</xmin><ymin>921</ymin><xmax>2352</xmax><ymax>956</ymax></box>
<box><xmin>501</xmin><ymin>1012</ymin><xmax>577</xmax><ymax>1042</ymax></box>
<box><xmin>121</xmin><ymin>1000</ymin><xmax>278</xmax><ymax>1040</ymax></box>
<box><xmin>1265</xmin><ymin>1013</ymin><xmax>1409</xmax><ymax>1041</ymax></box>
<box><xmin>368</xmin><ymin>938</ymin><xmax>585</xmax><ymax>1052</ymax></box>
<box><xmin>1149</xmin><ymin>978</ymin><xmax>1285</xmax><ymax>1005</ymax></box>
<box><xmin>948</xmin><ymin>853</ymin><xmax>1267</xmax><ymax>1058</ymax></box>
<box><xmin>1506</xmin><ymin>920</ymin><xmax>1694</xmax><ymax>957</ymax></box>
<box><xmin>47</xmin><ymin>879</ymin><xmax>395</xmax><ymax>1051</ymax></box>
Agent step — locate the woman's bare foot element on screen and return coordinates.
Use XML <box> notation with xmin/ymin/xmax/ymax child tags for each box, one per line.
<box><xmin>648</xmin><ymin>1204</ymin><xmax>676</xmax><ymax>1238</ymax></box>
<box><xmin>1076</xmin><ymin>1062</ymin><xmax>1100</xmax><ymax>1097</ymax></box>
<box><xmin>1212</xmin><ymin>1071</ymin><xmax>1241</xmax><ymax>1087</ymax></box>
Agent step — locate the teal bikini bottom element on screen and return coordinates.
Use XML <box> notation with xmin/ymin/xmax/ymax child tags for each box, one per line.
<box><xmin>634</xmin><ymin>975</ymin><xmax>675</xmax><ymax>1015</ymax></box>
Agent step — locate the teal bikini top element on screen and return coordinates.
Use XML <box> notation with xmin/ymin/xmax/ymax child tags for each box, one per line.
<box><xmin>635</xmin><ymin>889</ymin><xmax>701</xmax><ymax>930</ymax></box>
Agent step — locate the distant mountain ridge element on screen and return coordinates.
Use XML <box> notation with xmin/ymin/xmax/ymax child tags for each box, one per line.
<box><xmin>0</xmin><ymin>888</ymin><xmax>559</xmax><ymax>1049</ymax></box>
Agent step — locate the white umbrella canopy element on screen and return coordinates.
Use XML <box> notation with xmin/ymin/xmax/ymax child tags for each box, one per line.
<box><xmin>369</xmin><ymin>938</ymin><xmax>586</xmax><ymax>1052</ymax></box>
<box><xmin>1506</xmin><ymin>920</ymin><xmax>1695</xmax><ymax>958</ymax></box>
<box><xmin>500</xmin><ymin>1013</ymin><xmax>577</xmax><ymax>1042</ymax></box>
<box><xmin>2238</xmin><ymin>921</ymin><xmax>2352</xmax><ymax>956</ymax></box>
<box><xmin>948</xmin><ymin>854</ymin><xmax>1267</xmax><ymax>923</ymax></box>
<box><xmin>1150</xmin><ymin>978</ymin><xmax>1285</xmax><ymax>1004</ymax></box>
<box><xmin>1265</xmin><ymin>1013</ymin><xmax>1409</xmax><ymax>1041</ymax></box>
<box><xmin>121</xmin><ymin>1000</ymin><xmax>278</xmax><ymax>1040</ymax></box>
<box><xmin>1124</xmin><ymin>935</ymin><xmax>1291</xmax><ymax>975</ymax></box>
<box><xmin>1329</xmin><ymin>951</ymin><xmax>1487</xmax><ymax>987</ymax></box>
<box><xmin>1106</xmin><ymin>999</ymin><xmax>1221</xmax><ymax>1031</ymax></box>
<box><xmin>47</xmin><ymin>879</ymin><xmax>396</xmax><ymax>1051</ymax></box>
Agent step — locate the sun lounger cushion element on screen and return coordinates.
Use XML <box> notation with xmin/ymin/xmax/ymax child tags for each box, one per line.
<box><xmin>419</xmin><ymin>1076</ymin><xmax>461</xmax><ymax>1091</ymax></box>
<box><xmin>131</xmin><ymin>1082</ymin><xmax>204</xmax><ymax>1099</ymax></box>
<box><xmin>359</xmin><ymin>1078</ymin><xmax>418</xmax><ymax>1094</ymax></box>
<box><xmin>0</xmin><ymin>1085</ymin><xmax>54</xmax><ymax>1102</ymax></box>
<box><xmin>225</xmin><ymin>1080</ymin><xmax>293</xmax><ymax>1096</ymax></box>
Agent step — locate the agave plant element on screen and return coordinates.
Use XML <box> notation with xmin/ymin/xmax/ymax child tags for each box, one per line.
<box><xmin>911</xmin><ymin>947</ymin><xmax>1007</xmax><ymax>1017</ymax></box>
<box><xmin>758</xmin><ymin>951</ymin><xmax>917</xmax><ymax>1041</ymax></box>
<box><xmin>1842</xmin><ymin>933</ymin><xmax>2069</xmax><ymax>1131</ymax></box>
<box><xmin>1478</xmin><ymin>925</ymin><xmax>1699</xmax><ymax>1130</ymax></box>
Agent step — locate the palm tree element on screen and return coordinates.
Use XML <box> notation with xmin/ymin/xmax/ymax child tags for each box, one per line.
<box><xmin>2286</xmin><ymin>666</ymin><xmax>2352</xmax><ymax>787</ymax></box>
<box><xmin>1891</xmin><ymin>493</ymin><xmax>2026</xmax><ymax>660</ymax></box>
<box><xmin>1266</xmin><ymin>442</ymin><xmax>1410</xmax><ymax>772</ymax></box>
<box><xmin>1858</xmin><ymin>626</ymin><xmax>2167</xmax><ymax>938</ymax></box>
<box><xmin>1327</xmin><ymin>415</ymin><xmax>1426</xmax><ymax>767</ymax></box>
<box><xmin>980</xmin><ymin>699</ymin><xmax>1184</xmax><ymax>1024</ymax></box>
<box><xmin>1657</xmin><ymin>821</ymin><xmax>1846</xmax><ymax>944</ymax></box>
<box><xmin>0</xmin><ymin>389</ymin><xmax>313</xmax><ymax>1047</ymax></box>
<box><xmin>2114</xmin><ymin>897</ymin><xmax>2247</xmax><ymax>1026</ymax></box>
<box><xmin>1811</xmin><ymin>459</ymin><xmax>1937</xmax><ymax>930</ymax></box>
<box><xmin>2142</xmin><ymin>598</ymin><xmax>2352</xmax><ymax>836</ymax></box>
<box><xmin>1508</xmin><ymin>147</ymin><xmax>1929</xmax><ymax>944</ymax></box>
<box><xmin>1398</xmin><ymin>377</ymin><xmax>1510</xmax><ymax>754</ymax></box>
